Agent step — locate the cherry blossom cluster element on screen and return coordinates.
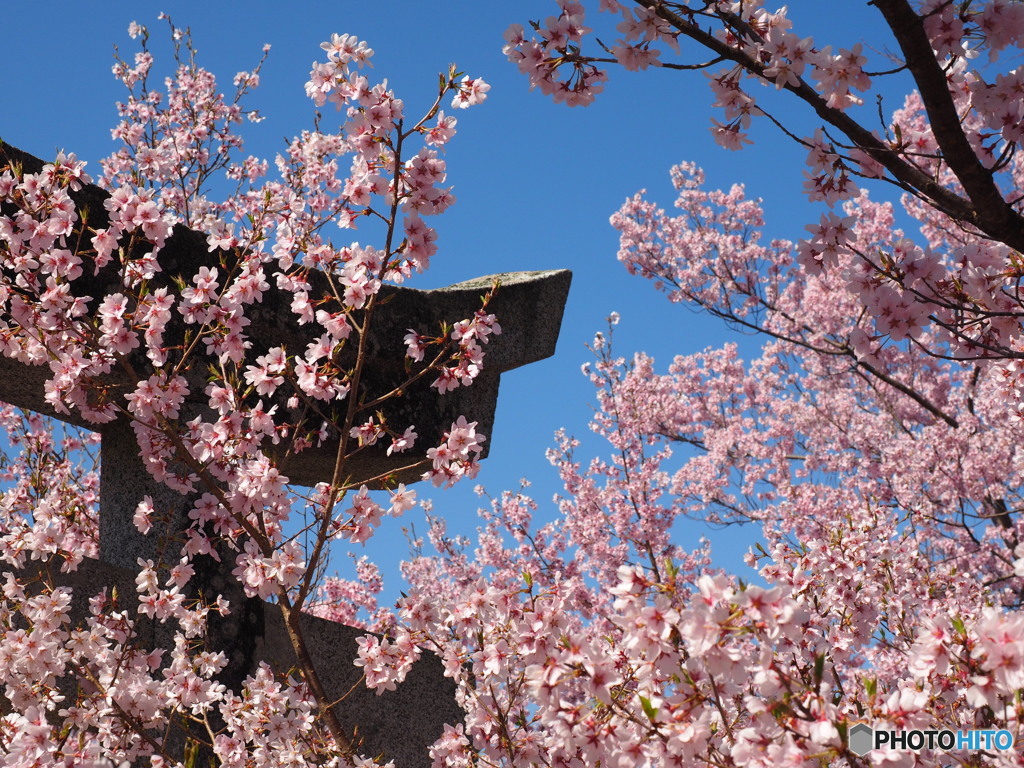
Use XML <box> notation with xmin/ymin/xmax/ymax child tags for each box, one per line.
<box><xmin>614</xmin><ymin>153</ymin><xmax>1024</xmax><ymax>390</ymax></box>
<box><xmin>231</xmin><ymin>4</ymin><xmax>1024</xmax><ymax>764</ymax></box>
<box><xmin>365</xmin><ymin>91</ymin><xmax>1024</xmax><ymax>760</ymax></box>
<box><xmin>509</xmin><ymin>1</ymin><xmax>1024</xmax><ymax>388</ymax></box>
<box><xmin>423</xmin><ymin>415</ymin><xmax>487</xmax><ymax>488</ymax></box>
<box><xmin>6</xmin><ymin>3</ymin><xmax>1024</xmax><ymax>766</ymax></box>
<box><xmin>0</xmin><ymin>406</ymin><xmax>99</xmax><ymax>573</ymax></box>
<box><xmin>324</xmin><ymin>485</ymin><xmax>383</xmax><ymax>546</ymax></box>
<box><xmin>0</xmin><ymin>564</ymin><xmax>244</xmax><ymax>765</ymax></box>
<box><xmin>406</xmin><ymin>308</ymin><xmax>502</xmax><ymax>396</ymax></box>
<box><xmin>376</xmin><ymin>303</ymin><xmax>1024</xmax><ymax>765</ymax></box>
<box><xmin>1</xmin><ymin>14</ymin><xmax>495</xmax><ymax>764</ymax></box>
<box><xmin>503</xmin><ymin>4</ymin><xmax>608</xmax><ymax>106</ymax></box>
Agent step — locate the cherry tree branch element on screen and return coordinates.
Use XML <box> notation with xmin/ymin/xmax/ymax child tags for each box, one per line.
<box><xmin>629</xmin><ymin>0</ymin><xmax>1024</xmax><ymax>251</ymax></box>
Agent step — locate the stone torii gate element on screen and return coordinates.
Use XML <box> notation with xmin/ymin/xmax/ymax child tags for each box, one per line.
<box><xmin>0</xmin><ymin>142</ymin><xmax>571</xmax><ymax>766</ymax></box>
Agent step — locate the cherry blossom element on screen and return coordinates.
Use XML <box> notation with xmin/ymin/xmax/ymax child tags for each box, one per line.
<box><xmin>7</xmin><ymin>4</ymin><xmax>1024</xmax><ymax>766</ymax></box>
<box><xmin>0</xmin><ymin>15</ymin><xmax>495</xmax><ymax>765</ymax></box>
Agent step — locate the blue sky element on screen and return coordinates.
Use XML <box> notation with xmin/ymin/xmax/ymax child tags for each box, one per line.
<box><xmin>3</xmin><ymin>3</ymin><xmax>905</xmax><ymax>595</ymax></box>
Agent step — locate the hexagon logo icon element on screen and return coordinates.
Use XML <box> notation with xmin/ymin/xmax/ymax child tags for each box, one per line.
<box><xmin>848</xmin><ymin>722</ymin><xmax>874</xmax><ymax>756</ymax></box>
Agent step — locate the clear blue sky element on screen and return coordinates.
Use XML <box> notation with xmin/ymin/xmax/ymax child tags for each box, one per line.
<box><xmin>3</xmin><ymin>3</ymin><xmax>903</xmax><ymax>594</ymax></box>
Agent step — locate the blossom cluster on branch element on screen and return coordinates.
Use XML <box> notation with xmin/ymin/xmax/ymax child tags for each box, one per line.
<box><xmin>309</xmin><ymin>2</ymin><xmax>1024</xmax><ymax>766</ymax></box>
<box><xmin>5</xmin><ymin>2</ymin><xmax>1024</xmax><ymax>767</ymax></box>
<box><xmin>507</xmin><ymin>0</ymin><xmax>1024</xmax><ymax>368</ymax></box>
<box><xmin>0</xmin><ymin>15</ymin><xmax>495</xmax><ymax>766</ymax></box>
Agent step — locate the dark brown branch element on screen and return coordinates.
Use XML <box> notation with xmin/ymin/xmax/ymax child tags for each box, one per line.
<box><xmin>870</xmin><ymin>0</ymin><xmax>1024</xmax><ymax>247</ymax></box>
<box><xmin>628</xmin><ymin>1</ymin><xmax>1024</xmax><ymax>253</ymax></box>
